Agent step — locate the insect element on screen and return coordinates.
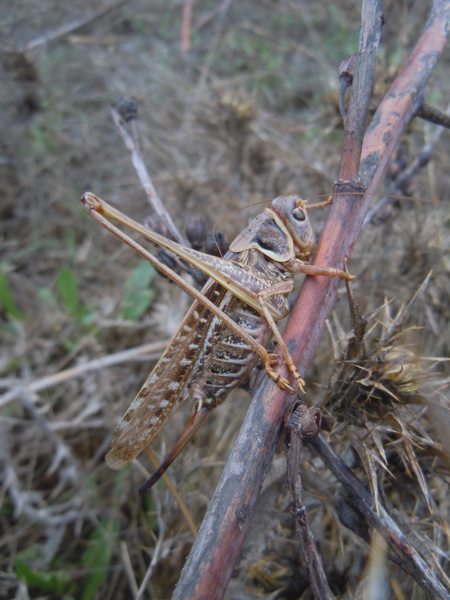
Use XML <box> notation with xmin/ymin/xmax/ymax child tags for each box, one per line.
<box><xmin>81</xmin><ymin>192</ymin><xmax>352</xmax><ymax>491</ymax></box>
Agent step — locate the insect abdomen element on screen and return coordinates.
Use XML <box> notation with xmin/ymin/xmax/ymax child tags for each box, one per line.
<box><xmin>200</xmin><ymin>296</ymin><xmax>271</xmax><ymax>406</ymax></box>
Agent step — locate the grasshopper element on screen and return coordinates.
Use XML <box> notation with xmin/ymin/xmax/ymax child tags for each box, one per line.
<box><xmin>81</xmin><ymin>192</ymin><xmax>352</xmax><ymax>491</ymax></box>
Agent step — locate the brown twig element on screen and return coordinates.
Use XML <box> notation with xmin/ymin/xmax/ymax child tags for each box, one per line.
<box><xmin>285</xmin><ymin>404</ymin><xmax>332</xmax><ymax>600</ymax></box>
<box><xmin>172</xmin><ymin>1</ymin><xmax>449</xmax><ymax>598</ymax></box>
<box><xmin>181</xmin><ymin>0</ymin><xmax>195</xmax><ymax>53</ymax></box>
<box><xmin>110</xmin><ymin>102</ymin><xmax>187</xmax><ymax>247</ymax></box>
<box><xmin>339</xmin><ymin>58</ymin><xmax>450</xmax><ymax>131</ymax></box>
<box><xmin>7</xmin><ymin>0</ymin><xmax>129</xmax><ymax>54</ymax></box>
<box><xmin>190</xmin><ymin>0</ymin><xmax>234</xmax><ymax>102</ymax></box>
<box><xmin>111</xmin><ymin>100</ymin><xmax>209</xmax><ymax>285</ymax></box>
<box><xmin>135</xmin><ymin>487</ymin><xmax>166</xmax><ymax>600</ymax></box>
<box><xmin>0</xmin><ymin>340</ymin><xmax>168</xmax><ymax>409</ymax></box>
<box><xmin>416</xmin><ymin>102</ymin><xmax>450</xmax><ymax>129</ymax></box>
<box><xmin>339</xmin><ymin>0</ymin><xmax>383</xmax><ymax>181</ymax></box>
<box><xmin>364</xmin><ymin>111</ymin><xmax>449</xmax><ymax>224</ymax></box>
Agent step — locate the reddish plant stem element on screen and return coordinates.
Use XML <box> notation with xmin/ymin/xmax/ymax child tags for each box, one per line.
<box><xmin>172</xmin><ymin>2</ymin><xmax>449</xmax><ymax>598</ymax></box>
<box><xmin>181</xmin><ymin>0</ymin><xmax>195</xmax><ymax>53</ymax></box>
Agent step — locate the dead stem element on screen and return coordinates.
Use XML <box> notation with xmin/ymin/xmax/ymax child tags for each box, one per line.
<box><xmin>0</xmin><ymin>340</ymin><xmax>168</xmax><ymax>409</ymax></box>
<box><xmin>110</xmin><ymin>103</ymin><xmax>187</xmax><ymax>247</ymax></box>
<box><xmin>285</xmin><ymin>403</ymin><xmax>332</xmax><ymax>600</ymax></box>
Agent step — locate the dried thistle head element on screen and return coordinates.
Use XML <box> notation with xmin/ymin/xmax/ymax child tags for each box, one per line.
<box><xmin>218</xmin><ymin>91</ymin><xmax>256</xmax><ymax>129</ymax></box>
<box><xmin>374</xmin><ymin>345</ymin><xmax>421</xmax><ymax>395</ymax></box>
<box><xmin>348</xmin><ymin>334</ymin><xmax>426</xmax><ymax>417</ymax></box>
<box><xmin>322</xmin><ymin>283</ymin><xmax>449</xmax><ymax>581</ymax></box>
<box><xmin>326</xmin><ymin>278</ymin><xmax>447</xmax><ymax>425</ymax></box>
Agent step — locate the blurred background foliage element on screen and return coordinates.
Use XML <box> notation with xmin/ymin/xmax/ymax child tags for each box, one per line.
<box><xmin>0</xmin><ymin>1</ymin><xmax>448</xmax><ymax>598</ymax></box>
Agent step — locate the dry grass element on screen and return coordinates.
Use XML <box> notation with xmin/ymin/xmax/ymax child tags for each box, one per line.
<box><xmin>0</xmin><ymin>1</ymin><xmax>449</xmax><ymax>598</ymax></box>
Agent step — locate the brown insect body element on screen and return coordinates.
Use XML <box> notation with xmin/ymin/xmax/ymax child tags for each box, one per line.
<box><xmin>103</xmin><ymin>195</ymin><xmax>315</xmax><ymax>470</ymax></box>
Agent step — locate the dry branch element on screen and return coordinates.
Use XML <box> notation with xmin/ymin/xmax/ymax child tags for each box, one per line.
<box><xmin>285</xmin><ymin>404</ymin><xmax>332</xmax><ymax>600</ymax></box>
<box><xmin>111</xmin><ymin>103</ymin><xmax>187</xmax><ymax>247</ymax></box>
<box><xmin>0</xmin><ymin>340</ymin><xmax>167</xmax><ymax>409</ymax></box>
<box><xmin>173</xmin><ymin>1</ymin><xmax>449</xmax><ymax>598</ymax></box>
<box><xmin>9</xmin><ymin>0</ymin><xmax>129</xmax><ymax>54</ymax></box>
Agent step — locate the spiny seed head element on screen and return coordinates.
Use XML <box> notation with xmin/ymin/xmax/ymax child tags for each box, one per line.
<box><xmin>378</xmin><ymin>346</ymin><xmax>422</xmax><ymax>396</ymax></box>
<box><xmin>369</xmin><ymin>344</ymin><xmax>426</xmax><ymax>403</ymax></box>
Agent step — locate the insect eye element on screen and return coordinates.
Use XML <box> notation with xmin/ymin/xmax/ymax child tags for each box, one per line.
<box><xmin>292</xmin><ymin>207</ymin><xmax>306</xmax><ymax>221</ymax></box>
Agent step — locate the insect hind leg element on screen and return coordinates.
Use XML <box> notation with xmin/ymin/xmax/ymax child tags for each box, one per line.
<box><xmin>138</xmin><ymin>397</ymin><xmax>211</xmax><ymax>494</ymax></box>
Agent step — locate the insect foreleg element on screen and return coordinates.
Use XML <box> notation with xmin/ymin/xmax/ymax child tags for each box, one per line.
<box><xmin>291</xmin><ymin>260</ymin><xmax>355</xmax><ymax>281</ymax></box>
<box><xmin>254</xmin><ymin>258</ymin><xmax>356</xmax><ymax>391</ymax></box>
<box><xmin>256</xmin><ymin>292</ymin><xmax>306</xmax><ymax>393</ymax></box>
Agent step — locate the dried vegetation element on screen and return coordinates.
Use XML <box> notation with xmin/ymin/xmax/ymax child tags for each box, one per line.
<box><xmin>0</xmin><ymin>1</ymin><xmax>449</xmax><ymax>598</ymax></box>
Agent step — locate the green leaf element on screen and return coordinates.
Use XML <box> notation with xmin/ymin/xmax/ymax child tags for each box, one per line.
<box><xmin>0</xmin><ymin>272</ymin><xmax>24</xmax><ymax>319</ymax></box>
<box><xmin>15</xmin><ymin>559</ymin><xmax>70</xmax><ymax>594</ymax></box>
<box><xmin>56</xmin><ymin>266</ymin><xmax>79</xmax><ymax>317</ymax></box>
<box><xmin>120</xmin><ymin>260</ymin><xmax>155</xmax><ymax>321</ymax></box>
<box><xmin>80</xmin><ymin>518</ymin><xmax>119</xmax><ymax>600</ymax></box>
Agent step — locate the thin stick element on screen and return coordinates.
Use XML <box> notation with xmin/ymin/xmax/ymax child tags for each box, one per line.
<box><xmin>120</xmin><ymin>541</ymin><xmax>139</xmax><ymax>597</ymax></box>
<box><xmin>0</xmin><ymin>341</ymin><xmax>168</xmax><ymax>409</ymax></box>
<box><xmin>11</xmin><ymin>0</ymin><xmax>129</xmax><ymax>53</ymax></box>
<box><xmin>145</xmin><ymin>448</ymin><xmax>198</xmax><ymax>538</ymax></box>
<box><xmin>181</xmin><ymin>0</ymin><xmax>195</xmax><ymax>53</ymax></box>
<box><xmin>417</xmin><ymin>102</ymin><xmax>450</xmax><ymax>129</ymax></box>
<box><xmin>135</xmin><ymin>494</ymin><xmax>166</xmax><ymax>600</ymax></box>
<box><xmin>193</xmin><ymin>0</ymin><xmax>234</xmax><ymax>95</ymax></box>
<box><xmin>285</xmin><ymin>404</ymin><xmax>332</xmax><ymax>600</ymax></box>
<box><xmin>110</xmin><ymin>105</ymin><xmax>187</xmax><ymax>247</ymax></box>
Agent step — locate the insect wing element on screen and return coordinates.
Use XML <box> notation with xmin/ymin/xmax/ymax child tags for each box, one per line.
<box><xmin>106</xmin><ymin>281</ymin><xmax>224</xmax><ymax>469</ymax></box>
